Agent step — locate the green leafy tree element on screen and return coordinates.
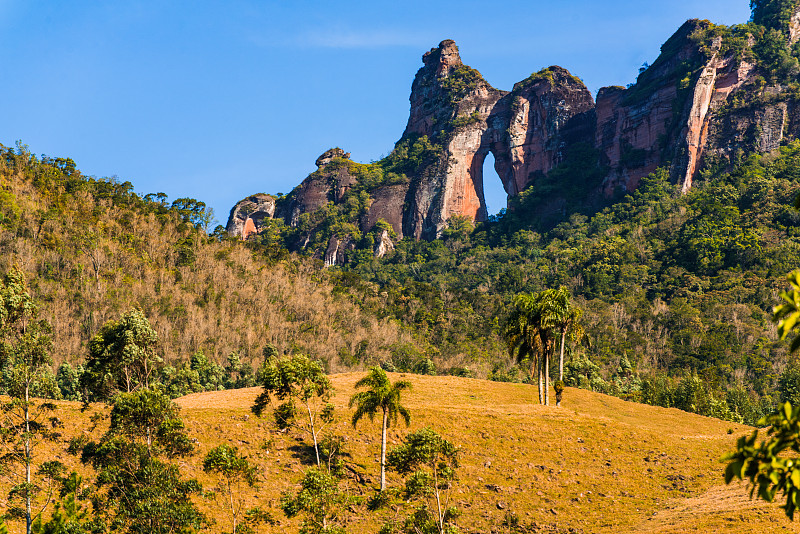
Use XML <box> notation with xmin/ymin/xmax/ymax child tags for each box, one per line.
<box><xmin>202</xmin><ymin>444</ymin><xmax>262</xmax><ymax>534</ymax></box>
<box><xmin>79</xmin><ymin>309</ymin><xmax>160</xmax><ymax>402</ymax></box>
<box><xmin>79</xmin><ymin>389</ymin><xmax>204</xmax><ymax>534</ymax></box>
<box><xmin>251</xmin><ymin>354</ymin><xmax>334</xmax><ymax>466</ymax></box>
<box><xmin>775</xmin><ymin>270</ymin><xmax>800</xmax><ymax>352</ymax></box>
<box><xmin>386</xmin><ymin>427</ymin><xmax>460</xmax><ymax>534</ymax></box>
<box><xmin>779</xmin><ymin>359</ymin><xmax>800</xmax><ymax>406</ymax></box>
<box><xmin>0</xmin><ymin>267</ymin><xmax>64</xmax><ymax>534</ymax></box>
<box><xmin>159</xmin><ymin>350</ymin><xmax>226</xmax><ymax>398</ymax></box>
<box><xmin>725</xmin><ymin>268</ymin><xmax>800</xmax><ymax>517</ymax></box>
<box><xmin>751</xmin><ymin>0</ymin><xmax>800</xmax><ymax>33</ymax></box>
<box><xmin>349</xmin><ymin>367</ymin><xmax>412</xmax><ymax>491</ymax></box>
<box><xmin>725</xmin><ymin>402</ymin><xmax>800</xmax><ymax>519</ymax></box>
<box><xmin>31</xmin><ymin>472</ymin><xmax>97</xmax><ymax>534</ymax></box>
<box><xmin>280</xmin><ymin>467</ymin><xmax>350</xmax><ymax>534</ymax></box>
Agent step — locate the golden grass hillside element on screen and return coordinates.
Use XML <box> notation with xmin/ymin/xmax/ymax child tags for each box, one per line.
<box><xmin>176</xmin><ymin>374</ymin><xmax>794</xmax><ymax>533</ymax></box>
<box><xmin>11</xmin><ymin>374</ymin><xmax>792</xmax><ymax>533</ymax></box>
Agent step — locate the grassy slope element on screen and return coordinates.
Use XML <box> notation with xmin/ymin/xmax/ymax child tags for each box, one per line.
<box><xmin>171</xmin><ymin>374</ymin><xmax>789</xmax><ymax>534</ymax></box>
<box><xmin>15</xmin><ymin>374</ymin><xmax>790</xmax><ymax>533</ymax></box>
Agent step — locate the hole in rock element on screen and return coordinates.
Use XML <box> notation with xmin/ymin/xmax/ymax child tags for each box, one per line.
<box><xmin>482</xmin><ymin>152</ymin><xmax>507</xmax><ymax>217</ymax></box>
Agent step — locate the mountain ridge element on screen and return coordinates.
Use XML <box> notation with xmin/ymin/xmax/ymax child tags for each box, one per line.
<box><xmin>228</xmin><ymin>6</ymin><xmax>800</xmax><ymax>266</ymax></box>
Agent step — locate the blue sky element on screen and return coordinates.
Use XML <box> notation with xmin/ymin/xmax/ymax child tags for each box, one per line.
<box><xmin>0</xmin><ymin>1</ymin><xmax>752</xmax><ymax>223</ymax></box>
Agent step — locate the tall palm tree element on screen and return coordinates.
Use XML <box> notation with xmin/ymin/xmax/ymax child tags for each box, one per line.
<box><xmin>540</xmin><ymin>287</ymin><xmax>583</xmax><ymax>406</ymax></box>
<box><xmin>505</xmin><ymin>289</ymin><xmax>584</xmax><ymax>406</ymax></box>
<box><xmin>349</xmin><ymin>367</ymin><xmax>412</xmax><ymax>491</ymax></box>
<box><xmin>503</xmin><ymin>293</ymin><xmax>551</xmax><ymax>404</ymax></box>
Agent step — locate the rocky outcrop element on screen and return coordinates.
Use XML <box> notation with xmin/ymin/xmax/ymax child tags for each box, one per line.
<box><xmin>324</xmin><ymin>234</ymin><xmax>354</xmax><ymax>267</ymax></box>
<box><xmin>226</xmin><ymin>193</ymin><xmax>276</xmax><ymax>239</ymax></box>
<box><xmin>503</xmin><ymin>67</ymin><xmax>596</xmax><ymax>195</ymax></box>
<box><xmin>790</xmin><ymin>5</ymin><xmax>800</xmax><ymax>44</ymax></box>
<box><xmin>361</xmin><ymin>184</ymin><xmax>406</xmax><ymax>238</ymax></box>
<box><xmin>373</xmin><ymin>229</ymin><xmax>395</xmax><ymax>258</ymax></box>
<box><xmin>401</xmin><ymin>40</ymin><xmax>508</xmax><ymax>239</ymax></box>
<box><xmin>230</xmin><ymin>16</ymin><xmax>800</xmax><ymax>256</ymax></box>
<box><xmin>316</xmin><ymin>148</ymin><xmax>351</xmax><ymax>168</ymax></box>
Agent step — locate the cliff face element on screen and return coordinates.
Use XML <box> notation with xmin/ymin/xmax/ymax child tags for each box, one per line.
<box><xmin>228</xmin><ymin>12</ymin><xmax>800</xmax><ymax>261</ymax></box>
<box><xmin>225</xmin><ymin>193</ymin><xmax>276</xmax><ymax>240</ymax></box>
<box><xmin>503</xmin><ymin>67</ymin><xmax>596</xmax><ymax>196</ymax></box>
<box><xmin>402</xmin><ymin>40</ymin><xmax>508</xmax><ymax>239</ymax></box>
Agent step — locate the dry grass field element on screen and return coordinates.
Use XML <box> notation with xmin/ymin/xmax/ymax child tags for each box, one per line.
<box><xmin>13</xmin><ymin>374</ymin><xmax>794</xmax><ymax>533</ymax></box>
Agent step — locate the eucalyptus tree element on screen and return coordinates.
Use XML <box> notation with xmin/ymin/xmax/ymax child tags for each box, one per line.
<box><xmin>0</xmin><ymin>267</ymin><xmax>64</xmax><ymax>534</ymax></box>
<box><xmin>251</xmin><ymin>353</ymin><xmax>334</xmax><ymax>466</ymax></box>
<box><xmin>203</xmin><ymin>444</ymin><xmax>264</xmax><ymax>534</ymax></box>
<box><xmin>280</xmin><ymin>467</ymin><xmax>349</xmax><ymax>534</ymax></box>
<box><xmin>386</xmin><ymin>427</ymin><xmax>460</xmax><ymax>534</ymax></box>
<box><xmin>349</xmin><ymin>366</ymin><xmax>412</xmax><ymax>491</ymax></box>
<box><xmin>79</xmin><ymin>308</ymin><xmax>160</xmax><ymax>402</ymax></box>
<box><xmin>79</xmin><ymin>389</ymin><xmax>204</xmax><ymax>533</ymax></box>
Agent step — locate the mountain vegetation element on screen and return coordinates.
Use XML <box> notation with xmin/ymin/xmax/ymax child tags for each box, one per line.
<box><xmin>0</xmin><ymin>142</ymin><xmax>417</xmax><ymax>389</ymax></box>
<box><xmin>4</xmin><ymin>2</ymin><xmax>800</xmax><ymax>531</ymax></box>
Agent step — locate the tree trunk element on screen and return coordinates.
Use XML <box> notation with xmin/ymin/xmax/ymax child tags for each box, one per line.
<box><xmin>380</xmin><ymin>409</ymin><xmax>388</xmax><ymax>492</ymax></box>
<box><xmin>545</xmin><ymin>353</ymin><xmax>550</xmax><ymax>406</ymax></box>
<box><xmin>433</xmin><ymin>463</ymin><xmax>444</xmax><ymax>534</ymax></box>
<box><xmin>537</xmin><ymin>357</ymin><xmax>544</xmax><ymax>405</ymax></box>
<box><xmin>229</xmin><ymin>479</ymin><xmax>237</xmax><ymax>534</ymax></box>
<box><xmin>559</xmin><ymin>328</ymin><xmax>566</xmax><ymax>381</ymax></box>
<box><xmin>25</xmin><ymin>383</ymin><xmax>32</xmax><ymax>534</ymax></box>
<box><xmin>306</xmin><ymin>402</ymin><xmax>321</xmax><ymax>466</ymax></box>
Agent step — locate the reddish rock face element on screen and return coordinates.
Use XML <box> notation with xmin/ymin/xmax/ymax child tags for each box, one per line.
<box><xmin>230</xmin><ymin>20</ymin><xmax>800</xmax><ymax>255</ymax></box>
<box><xmin>225</xmin><ymin>193</ymin><xmax>276</xmax><ymax>239</ymax></box>
<box><xmin>505</xmin><ymin>67</ymin><xmax>596</xmax><ymax>195</ymax></box>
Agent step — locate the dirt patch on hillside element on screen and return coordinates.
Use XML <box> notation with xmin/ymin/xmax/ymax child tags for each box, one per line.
<box><xmin>634</xmin><ymin>482</ymin><xmax>792</xmax><ymax>533</ymax></box>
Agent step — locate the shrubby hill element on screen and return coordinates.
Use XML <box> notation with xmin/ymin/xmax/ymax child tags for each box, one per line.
<box><xmin>0</xmin><ymin>143</ymin><xmax>417</xmax><ymax>391</ymax></box>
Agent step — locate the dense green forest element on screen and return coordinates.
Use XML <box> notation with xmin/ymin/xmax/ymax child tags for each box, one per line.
<box><xmin>316</xmin><ymin>144</ymin><xmax>800</xmax><ymax>426</ymax></box>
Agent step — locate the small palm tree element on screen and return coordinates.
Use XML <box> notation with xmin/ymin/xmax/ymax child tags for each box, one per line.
<box><xmin>349</xmin><ymin>367</ymin><xmax>412</xmax><ymax>491</ymax></box>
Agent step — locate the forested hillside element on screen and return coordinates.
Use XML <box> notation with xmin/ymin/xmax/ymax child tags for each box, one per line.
<box><xmin>5</xmin><ymin>139</ymin><xmax>800</xmax><ymax>425</ymax></box>
<box><xmin>233</xmin><ymin>140</ymin><xmax>800</xmax><ymax>426</ymax></box>
<box><xmin>0</xmin><ymin>143</ymin><xmax>416</xmax><ymax>391</ymax></box>
<box><xmin>333</xmin><ymin>144</ymin><xmax>800</xmax><ymax>424</ymax></box>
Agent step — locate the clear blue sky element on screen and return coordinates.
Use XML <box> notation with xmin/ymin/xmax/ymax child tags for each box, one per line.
<box><xmin>0</xmin><ymin>1</ymin><xmax>752</xmax><ymax>223</ymax></box>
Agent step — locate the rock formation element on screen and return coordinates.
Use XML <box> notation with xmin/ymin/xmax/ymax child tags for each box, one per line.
<box><xmin>225</xmin><ymin>193</ymin><xmax>276</xmax><ymax>240</ymax></box>
<box><xmin>228</xmin><ymin>16</ymin><xmax>800</xmax><ymax>263</ymax></box>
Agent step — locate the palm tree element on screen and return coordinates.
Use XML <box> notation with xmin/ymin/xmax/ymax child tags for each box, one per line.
<box><xmin>349</xmin><ymin>367</ymin><xmax>412</xmax><ymax>491</ymax></box>
<box><xmin>503</xmin><ymin>293</ymin><xmax>551</xmax><ymax>404</ymax></box>
<box><xmin>504</xmin><ymin>289</ymin><xmax>584</xmax><ymax>406</ymax></box>
<box><xmin>536</xmin><ymin>290</ymin><xmax>564</xmax><ymax>406</ymax></box>
<box><xmin>541</xmin><ymin>287</ymin><xmax>583</xmax><ymax>406</ymax></box>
